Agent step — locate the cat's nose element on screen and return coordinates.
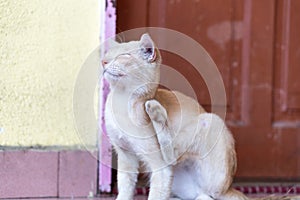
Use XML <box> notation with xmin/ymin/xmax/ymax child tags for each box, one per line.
<box><xmin>102</xmin><ymin>60</ymin><xmax>108</xmax><ymax>67</ymax></box>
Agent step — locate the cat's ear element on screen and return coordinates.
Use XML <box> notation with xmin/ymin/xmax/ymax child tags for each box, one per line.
<box><xmin>107</xmin><ymin>38</ymin><xmax>119</xmax><ymax>49</ymax></box>
<box><xmin>140</xmin><ymin>33</ymin><xmax>156</xmax><ymax>63</ymax></box>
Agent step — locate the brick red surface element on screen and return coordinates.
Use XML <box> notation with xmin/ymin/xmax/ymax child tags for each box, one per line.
<box><xmin>0</xmin><ymin>149</ymin><xmax>98</xmax><ymax>199</ymax></box>
<box><xmin>1</xmin><ymin>150</ymin><xmax>299</xmax><ymax>199</ymax></box>
<box><xmin>58</xmin><ymin>150</ymin><xmax>98</xmax><ymax>197</ymax></box>
<box><xmin>0</xmin><ymin>150</ymin><xmax>58</xmax><ymax>198</ymax></box>
<box><xmin>113</xmin><ymin>185</ymin><xmax>300</xmax><ymax>196</ymax></box>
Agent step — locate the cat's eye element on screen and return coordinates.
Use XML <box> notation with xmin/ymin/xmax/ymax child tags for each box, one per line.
<box><xmin>119</xmin><ymin>53</ymin><xmax>132</xmax><ymax>57</ymax></box>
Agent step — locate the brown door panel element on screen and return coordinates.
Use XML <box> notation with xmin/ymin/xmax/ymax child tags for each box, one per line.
<box><xmin>116</xmin><ymin>0</ymin><xmax>300</xmax><ymax>180</ymax></box>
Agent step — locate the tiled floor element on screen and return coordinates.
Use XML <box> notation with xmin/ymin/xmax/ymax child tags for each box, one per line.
<box><xmin>8</xmin><ymin>196</ymin><xmax>146</xmax><ymax>200</ymax></box>
<box><xmin>17</xmin><ymin>195</ymin><xmax>300</xmax><ymax>200</ymax></box>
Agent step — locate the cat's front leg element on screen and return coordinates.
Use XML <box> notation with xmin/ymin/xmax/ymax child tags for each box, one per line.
<box><xmin>148</xmin><ymin>165</ymin><xmax>173</xmax><ymax>200</ymax></box>
<box><xmin>115</xmin><ymin>148</ymin><xmax>139</xmax><ymax>200</ymax></box>
<box><xmin>145</xmin><ymin>100</ymin><xmax>176</xmax><ymax>165</ymax></box>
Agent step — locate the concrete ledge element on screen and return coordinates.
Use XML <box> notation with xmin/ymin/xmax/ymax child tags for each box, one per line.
<box><xmin>0</xmin><ymin>149</ymin><xmax>98</xmax><ymax>199</ymax></box>
<box><xmin>58</xmin><ymin>150</ymin><xmax>98</xmax><ymax>197</ymax></box>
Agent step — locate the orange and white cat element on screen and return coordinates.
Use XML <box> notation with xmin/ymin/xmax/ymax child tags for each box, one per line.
<box><xmin>102</xmin><ymin>34</ymin><xmax>295</xmax><ymax>200</ymax></box>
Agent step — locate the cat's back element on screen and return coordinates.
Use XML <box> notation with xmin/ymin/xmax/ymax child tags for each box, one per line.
<box><xmin>154</xmin><ymin>89</ymin><xmax>206</xmax><ymax>128</ymax></box>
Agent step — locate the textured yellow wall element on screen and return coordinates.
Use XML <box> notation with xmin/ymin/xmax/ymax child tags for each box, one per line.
<box><xmin>0</xmin><ymin>0</ymin><xmax>100</xmax><ymax>147</ymax></box>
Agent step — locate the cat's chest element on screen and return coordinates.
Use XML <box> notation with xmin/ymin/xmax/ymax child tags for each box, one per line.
<box><xmin>105</xmin><ymin>111</ymin><xmax>133</xmax><ymax>151</ymax></box>
<box><xmin>105</xmin><ymin>117</ymin><xmax>155</xmax><ymax>154</ymax></box>
<box><xmin>104</xmin><ymin>99</ymin><xmax>156</xmax><ymax>154</ymax></box>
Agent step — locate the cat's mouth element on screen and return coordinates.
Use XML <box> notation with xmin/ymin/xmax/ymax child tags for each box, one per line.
<box><xmin>104</xmin><ymin>69</ymin><xmax>125</xmax><ymax>78</ymax></box>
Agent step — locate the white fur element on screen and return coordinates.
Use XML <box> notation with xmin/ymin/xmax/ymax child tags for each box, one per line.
<box><xmin>104</xmin><ymin>34</ymin><xmax>172</xmax><ymax>200</ymax></box>
<box><xmin>146</xmin><ymin>99</ymin><xmax>243</xmax><ymax>200</ymax></box>
<box><xmin>103</xmin><ymin>34</ymin><xmax>248</xmax><ymax>200</ymax></box>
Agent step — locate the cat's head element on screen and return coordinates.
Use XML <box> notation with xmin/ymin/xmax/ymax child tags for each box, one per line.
<box><xmin>102</xmin><ymin>33</ymin><xmax>161</xmax><ymax>97</ymax></box>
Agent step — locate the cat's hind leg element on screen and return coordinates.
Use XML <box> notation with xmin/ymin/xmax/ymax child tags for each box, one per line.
<box><xmin>145</xmin><ymin>99</ymin><xmax>176</xmax><ymax>165</ymax></box>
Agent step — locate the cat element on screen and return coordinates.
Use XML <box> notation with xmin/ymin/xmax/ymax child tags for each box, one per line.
<box><xmin>102</xmin><ymin>33</ymin><xmax>297</xmax><ymax>200</ymax></box>
<box><xmin>103</xmin><ymin>33</ymin><xmax>173</xmax><ymax>200</ymax></box>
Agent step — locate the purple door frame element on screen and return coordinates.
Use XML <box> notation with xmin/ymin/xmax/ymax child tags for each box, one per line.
<box><xmin>99</xmin><ymin>0</ymin><xmax>116</xmax><ymax>193</ymax></box>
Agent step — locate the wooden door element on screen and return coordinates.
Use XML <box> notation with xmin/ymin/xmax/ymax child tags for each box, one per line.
<box><xmin>117</xmin><ymin>0</ymin><xmax>300</xmax><ymax>180</ymax></box>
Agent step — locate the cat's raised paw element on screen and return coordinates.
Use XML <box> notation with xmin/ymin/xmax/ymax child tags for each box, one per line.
<box><xmin>145</xmin><ymin>99</ymin><xmax>167</xmax><ymax>123</ymax></box>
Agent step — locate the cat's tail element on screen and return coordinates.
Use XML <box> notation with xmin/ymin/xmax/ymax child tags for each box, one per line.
<box><xmin>219</xmin><ymin>188</ymin><xmax>300</xmax><ymax>200</ymax></box>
